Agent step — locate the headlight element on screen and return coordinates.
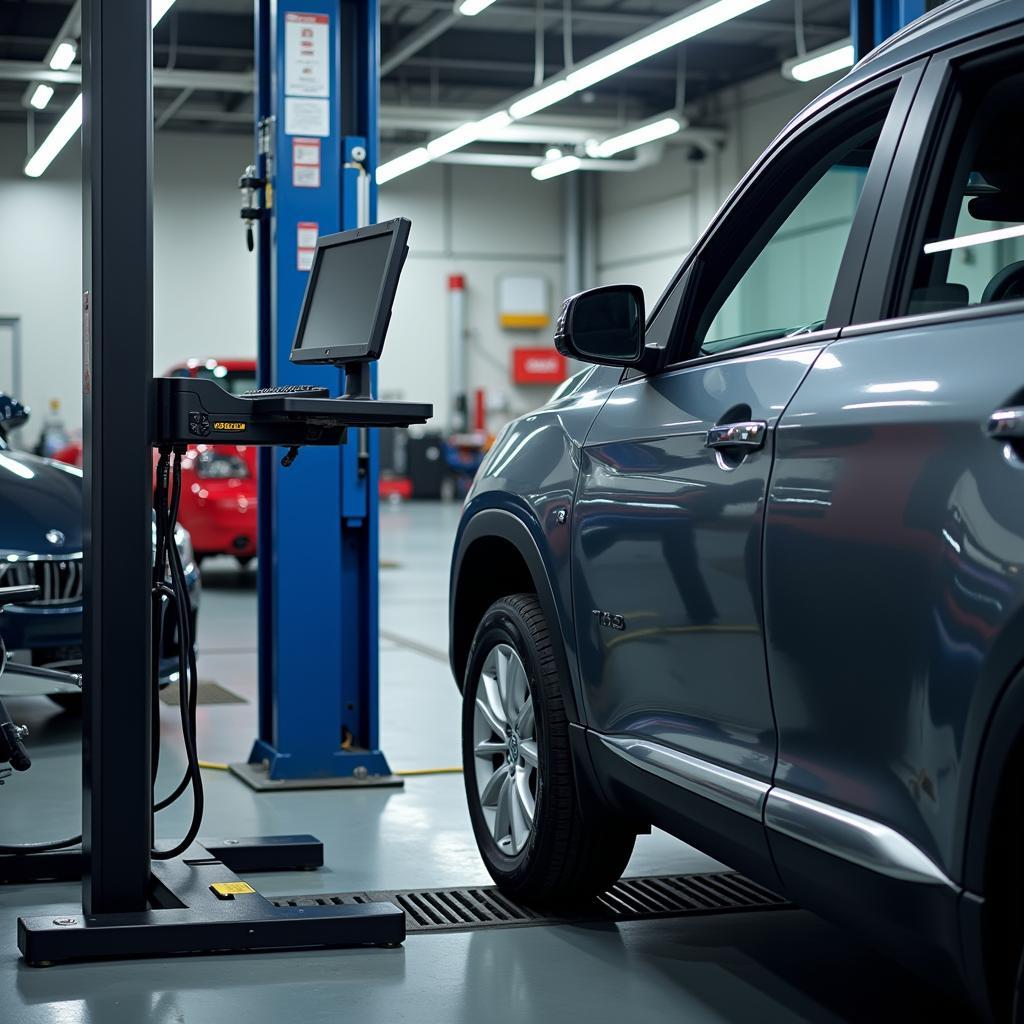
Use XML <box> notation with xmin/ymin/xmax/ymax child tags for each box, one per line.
<box><xmin>194</xmin><ymin>450</ymin><xmax>248</xmax><ymax>479</ymax></box>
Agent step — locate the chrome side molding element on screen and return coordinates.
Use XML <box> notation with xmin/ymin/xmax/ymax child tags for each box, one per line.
<box><xmin>597</xmin><ymin>732</ymin><xmax>958</xmax><ymax>890</ymax></box>
<box><xmin>598</xmin><ymin>735</ymin><xmax>769</xmax><ymax>821</ymax></box>
<box><xmin>764</xmin><ymin>789</ymin><xmax>957</xmax><ymax>889</ymax></box>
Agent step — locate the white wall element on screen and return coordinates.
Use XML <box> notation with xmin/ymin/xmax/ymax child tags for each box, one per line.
<box><xmin>596</xmin><ymin>72</ymin><xmax>834</xmax><ymax>310</ymax></box>
<box><xmin>379</xmin><ymin>162</ymin><xmax>564</xmax><ymax>429</ymax></box>
<box><xmin>0</xmin><ymin>126</ymin><xmax>257</xmax><ymax>446</ymax></box>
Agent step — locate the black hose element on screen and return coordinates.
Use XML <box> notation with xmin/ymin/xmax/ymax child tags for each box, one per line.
<box><xmin>151</xmin><ymin>449</ymin><xmax>204</xmax><ymax>860</ymax></box>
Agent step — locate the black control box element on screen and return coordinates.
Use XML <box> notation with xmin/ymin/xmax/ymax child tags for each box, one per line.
<box><xmin>153</xmin><ymin>377</ymin><xmax>432</xmax><ymax>447</ymax></box>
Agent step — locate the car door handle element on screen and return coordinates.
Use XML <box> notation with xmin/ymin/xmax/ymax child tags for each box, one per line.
<box><xmin>705</xmin><ymin>420</ymin><xmax>768</xmax><ymax>451</ymax></box>
<box><xmin>988</xmin><ymin>407</ymin><xmax>1024</xmax><ymax>439</ymax></box>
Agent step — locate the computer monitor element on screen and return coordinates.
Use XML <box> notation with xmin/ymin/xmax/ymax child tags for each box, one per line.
<box><xmin>290</xmin><ymin>217</ymin><xmax>410</xmax><ymax>366</ymax></box>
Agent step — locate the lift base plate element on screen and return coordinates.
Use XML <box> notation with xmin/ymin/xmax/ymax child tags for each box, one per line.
<box><xmin>229</xmin><ymin>761</ymin><xmax>404</xmax><ymax>791</ymax></box>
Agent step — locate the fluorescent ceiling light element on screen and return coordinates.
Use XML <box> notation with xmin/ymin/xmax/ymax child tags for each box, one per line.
<box><xmin>782</xmin><ymin>39</ymin><xmax>855</xmax><ymax>82</ymax></box>
<box><xmin>24</xmin><ymin>0</ymin><xmax>178</xmax><ymax>179</ymax></box>
<box><xmin>24</xmin><ymin>93</ymin><xmax>83</xmax><ymax>177</ymax></box>
<box><xmin>477</xmin><ymin>110</ymin><xmax>513</xmax><ymax>133</ymax></box>
<box><xmin>545</xmin><ymin>147</ymin><xmax>562</xmax><ymax>160</ymax></box>
<box><xmin>153</xmin><ymin>0</ymin><xmax>178</xmax><ymax>27</ymax></box>
<box><xmin>588</xmin><ymin>116</ymin><xmax>682</xmax><ymax>158</ymax></box>
<box><xmin>457</xmin><ymin>0</ymin><xmax>499</xmax><ymax>14</ymax></box>
<box><xmin>567</xmin><ymin>0</ymin><xmax>770</xmax><ymax>93</ymax></box>
<box><xmin>377</xmin><ymin>147</ymin><xmax>431</xmax><ymax>184</ymax></box>
<box><xmin>428</xmin><ymin>123</ymin><xmax>485</xmax><ymax>158</ymax></box>
<box><xmin>377</xmin><ymin>0</ymin><xmax>766</xmax><ymax>183</ymax></box>
<box><xmin>29</xmin><ymin>84</ymin><xmax>55</xmax><ymax>110</ymax></box>
<box><xmin>49</xmin><ymin>41</ymin><xmax>77</xmax><ymax>71</ymax></box>
<box><xmin>509</xmin><ymin>80</ymin><xmax>575</xmax><ymax>120</ymax></box>
<box><xmin>924</xmin><ymin>223</ymin><xmax>1024</xmax><ymax>255</ymax></box>
<box><xmin>531</xmin><ymin>155</ymin><xmax>581</xmax><ymax>180</ymax></box>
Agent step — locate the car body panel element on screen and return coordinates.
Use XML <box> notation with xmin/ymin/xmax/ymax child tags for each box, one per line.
<box><xmin>0</xmin><ymin>437</ymin><xmax>199</xmax><ymax>688</ymax></box>
<box><xmin>453</xmin><ymin>365</ymin><xmax>622</xmax><ymax>710</ymax></box>
<box><xmin>764</xmin><ymin>309</ymin><xmax>1024</xmax><ymax>886</ymax></box>
<box><xmin>574</xmin><ymin>340</ymin><xmax>828</xmax><ymax>781</ymax></box>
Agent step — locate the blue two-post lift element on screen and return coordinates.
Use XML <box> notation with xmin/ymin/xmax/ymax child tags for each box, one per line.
<box><xmin>231</xmin><ymin>0</ymin><xmax>398</xmax><ymax>788</ymax></box>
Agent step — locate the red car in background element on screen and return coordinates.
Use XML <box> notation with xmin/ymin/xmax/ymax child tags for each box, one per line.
<box><xmin>165</xmin><ymin>359</ymin><xmax>258</xmax><ymax>566</ymax></box>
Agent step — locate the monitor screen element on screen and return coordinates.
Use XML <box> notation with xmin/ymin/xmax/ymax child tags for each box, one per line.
<box><xmin>291</xmin><ymin>218</ymin><xmax>410</xmax><ymax>365</ymax></box>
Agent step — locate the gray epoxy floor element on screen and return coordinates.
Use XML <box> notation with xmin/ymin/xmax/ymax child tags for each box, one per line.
<box><xmin>0</xmin><ymin>502</ymin><xmax>970</xmax><ymax>1022</ymax></box>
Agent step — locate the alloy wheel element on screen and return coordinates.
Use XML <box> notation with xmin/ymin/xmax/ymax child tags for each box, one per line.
<box><xmin>472</xmin><ymin>642</ymin><xmax>539</xmax><ymax>855</ymax></box>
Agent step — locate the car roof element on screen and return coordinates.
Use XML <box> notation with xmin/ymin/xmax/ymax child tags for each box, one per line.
<box><xmin>824</xmin><ymin>0</ymin><xmax>1021</xmax><ymax>99</ymax></box>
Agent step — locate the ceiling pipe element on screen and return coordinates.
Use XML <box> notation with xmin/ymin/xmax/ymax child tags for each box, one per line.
<box><xmin>381</xmin><ymin>11</ymin><xmax>462</xmax><ymax>76</ymax></box>
<box><xmin>433</xmin><ymin>140</ymin><xmax>667</xmax><ymax>172</ymax></box>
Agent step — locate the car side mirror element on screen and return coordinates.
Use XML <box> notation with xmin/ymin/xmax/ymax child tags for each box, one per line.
<box><xmin>553</xmin><ymin>285</ymin><xmax>645</xmax><ymax>367</ymax></box>
<box><xmin>0</xmin><ymin>394</ymin><xmax>29</xmax><ymax>438</ymax></box>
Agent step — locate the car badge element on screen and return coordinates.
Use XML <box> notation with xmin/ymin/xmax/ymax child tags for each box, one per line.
<box><xmin>45</xmin><ymin>529</ymin><xmax>65</xmax><ymax>546</ymax></box>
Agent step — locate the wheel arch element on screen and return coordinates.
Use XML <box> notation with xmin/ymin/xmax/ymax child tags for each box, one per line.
<box><xmin>961</xmin><ymin>661</ymin><xmax>1024</xmax><ymax>1016</ymax></box>
<box><xmin>450</xmin><ymin>507</ymin><xmax>582</xmax><ymax>723</ymax></box>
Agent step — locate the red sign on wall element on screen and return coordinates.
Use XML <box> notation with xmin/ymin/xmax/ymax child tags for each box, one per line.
<box><xmin>512</xmin><ymin>347</ymin><xmax>567</xmax><ymax>385</ymax></box>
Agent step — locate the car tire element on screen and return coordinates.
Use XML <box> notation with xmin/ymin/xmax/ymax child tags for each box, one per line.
<box><xmin>48</xmin><ymin>693</ymin><xmax>82</xmax><ymax>714</ymax></box>
<box><xmin>462</xmin><ymin>593</ymin><xmax>636</xmax><ymax>907</ymax></box>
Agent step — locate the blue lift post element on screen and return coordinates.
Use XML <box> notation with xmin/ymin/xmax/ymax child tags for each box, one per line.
<box><xmin>852</xmin><ymin>0</ymin><xmax>927</xmax><ymax>58</ymax></box>
<box><xmin>233</xmin><ymin>0</ymin><xmax>397</xmax><ymax>788</ymax></box>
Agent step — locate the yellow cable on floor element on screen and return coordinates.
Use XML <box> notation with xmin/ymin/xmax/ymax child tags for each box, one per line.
<box><xmin>199</xmin><ymin>760</ymin><xmax>229</xmax><ymax>771</ymax></box>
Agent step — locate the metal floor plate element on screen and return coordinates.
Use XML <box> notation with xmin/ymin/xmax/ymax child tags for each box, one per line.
<box><xmin>271</xmin><ymin>871</ymin><xmax>792</xmax><ymax>933</ymax></box>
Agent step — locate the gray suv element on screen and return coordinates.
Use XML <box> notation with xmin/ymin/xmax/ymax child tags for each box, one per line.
<box><xmin>449</xmin><ymin>1</ymin><xmax>1024</xmax><ymax>1018</ymax></box>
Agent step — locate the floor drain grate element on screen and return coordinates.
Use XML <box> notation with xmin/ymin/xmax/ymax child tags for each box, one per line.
<box><xmin>271</xmin><ymin>871</ymin><xmax>792</xmax><ymax>933</ymax></box>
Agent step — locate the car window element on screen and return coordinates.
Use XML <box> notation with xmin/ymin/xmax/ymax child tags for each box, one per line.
<box><xmin>901</xmin><ymin>68</ymin><xmax>1024</xmax><ymax>316</ymax></box>
<box><xmin>672</xmin><ymin>91</ymin><xmax>895</xmax><ymax>362</ymax></box>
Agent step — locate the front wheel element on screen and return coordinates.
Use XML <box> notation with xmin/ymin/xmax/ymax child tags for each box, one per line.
<box><xmin>462</xmin><ymin>593</ymin><xmax>636</xmax><ymax>907</ymax></box>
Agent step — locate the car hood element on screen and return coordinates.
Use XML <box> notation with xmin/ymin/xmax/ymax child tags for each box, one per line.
<box><xmin>0</xmin><ymin>449</ymin><xmax>83</xmax><ymax>556</ymax></box>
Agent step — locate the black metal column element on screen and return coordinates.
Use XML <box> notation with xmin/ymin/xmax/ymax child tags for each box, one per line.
<box><xmin>81</xmin><ymin>0</ymin><xmax>154</xmax><ymax>914</ymax></box>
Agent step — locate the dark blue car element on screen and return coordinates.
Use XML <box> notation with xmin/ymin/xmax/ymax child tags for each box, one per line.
<box><xmin>450</xmin><ymin>2</ymin><xmax>1024</xmax><ymax>1019</ymax></box>
<box><xmin>0</xmin><ymin>395</ymin><xmax>199</xmax><ymax>708</ymax></box>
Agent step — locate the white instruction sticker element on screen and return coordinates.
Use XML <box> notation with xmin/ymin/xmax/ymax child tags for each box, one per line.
<box><xmin>297</xmin><ymin>221</ymin><xmax>318</xmax><ymax>271</ymax></box>
<box><xmin>285</xmin><ymin>13</ymin><xmax>329</xmax><ymax>98</ymax></box>
<box><xmin>292</xmin><ymin>137</ymin><xmax>321</xmax><ymax>189</ymax></box>
<box><xmin>284</xmin><ymin>97</ymin><xmax>330</xmax><ymax>137</ymax></box>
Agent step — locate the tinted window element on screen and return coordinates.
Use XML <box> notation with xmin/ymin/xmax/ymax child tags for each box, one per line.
<box><xmin>903</xmin><ymin>69</ymin><xmax>1024</xmax><ymax>315</ymax></box>
<box><xmin>673</xmin><ymin>93</ymin><xmax>894</xmax><ymax>361</ymax></box>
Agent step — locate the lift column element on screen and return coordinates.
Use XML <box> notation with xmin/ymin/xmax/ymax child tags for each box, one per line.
<box><xmin>236</xmin><ymin>0</ymin><xmax>394</xmax><ymax>787</ymax></box>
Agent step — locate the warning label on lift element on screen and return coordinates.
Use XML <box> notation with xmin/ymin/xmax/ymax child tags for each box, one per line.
<box><xmin>284</xmin><ymin>13</ymin><xmax>329</xmax><ymax>97</ymax></box>
<box><xmin>297</xmin><ymin>221</ymin><xmax>318</xmax><ymax>271</ymax></box>
<box><xmin>292</xmin><ymin>137</ymin><xmax>321</xmax><ymax>189</ymax></box>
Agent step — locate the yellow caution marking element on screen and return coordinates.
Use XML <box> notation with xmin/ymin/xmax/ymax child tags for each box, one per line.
<box><xmin>210</xmin><ymin>881</ymin><xmax>256</xmax><ymax>899</ymax></box>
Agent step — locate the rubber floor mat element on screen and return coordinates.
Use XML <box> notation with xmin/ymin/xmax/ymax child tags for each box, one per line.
<box><xmin>271</xmin><ymin>870</ymin><xmax>792</xmax><ymax>933</ymax></box>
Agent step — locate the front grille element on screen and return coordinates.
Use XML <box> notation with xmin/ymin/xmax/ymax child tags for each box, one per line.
<box><xmin>0</xmin><ymin>556</ymin><xmax>83</xmax><ymax>606</ymax></box>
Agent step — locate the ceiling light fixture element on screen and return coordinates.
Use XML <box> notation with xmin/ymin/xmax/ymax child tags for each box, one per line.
<box><xmin>377</xmin><ymin>147</ymin><xmax>431</xmax><ymax>184</ymax></box>
<box><xmin>456</xmin><ymin>0</ymin><xmax>500</xmax><ymax>14</ymax></box>
<box><xmin>49</xmin><ymin>41</ymin><xmax>77</xmax><ymax>71</ymax></box>
<box><xmin>378</xmin><ymin>0</ymin><xmax>767</xmax><ymax>184</ymax></box>
<box><xmin>24</xmin><ymin>94</ymin><xmax>83</xmax><ymax>177</ymax></box>
<box><xmin>782</xmin><ymin>39</ymin><xmax>855</xmax><ymax>82</ymax></box>
<box><xmin>923</xmin><ymin>223</ymin><xmax>1024</xmax><ymax>256</ymax></box>
<box><xmin>588</xmin><ymin>115</ymin><xmax>683</xmax><ymax>158</ymax></box>
<box><xmin>567</xmin><ymin>0</ymin><xmax>770</xmax><ymax>93</ymax></box>
<box><xmin>531</xmin><ymin>154</ymin><xmax>581</xmax><ymax>180</ymax></box>
<box><xmin>24</xmin><ymin>1</ymin><xmax>178</xmax><ymax>179</ymax></box>
<box><xmin>29</xmin><ymin>84</ymin><xmax>55</xmax><ymax>111</ymax></box>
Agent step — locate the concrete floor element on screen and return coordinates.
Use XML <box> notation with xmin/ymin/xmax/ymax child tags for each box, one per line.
<box><xmin>0</xmin><ymin>502</ymin><xmax>973</xmax><ymax>1022</ymax></box>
